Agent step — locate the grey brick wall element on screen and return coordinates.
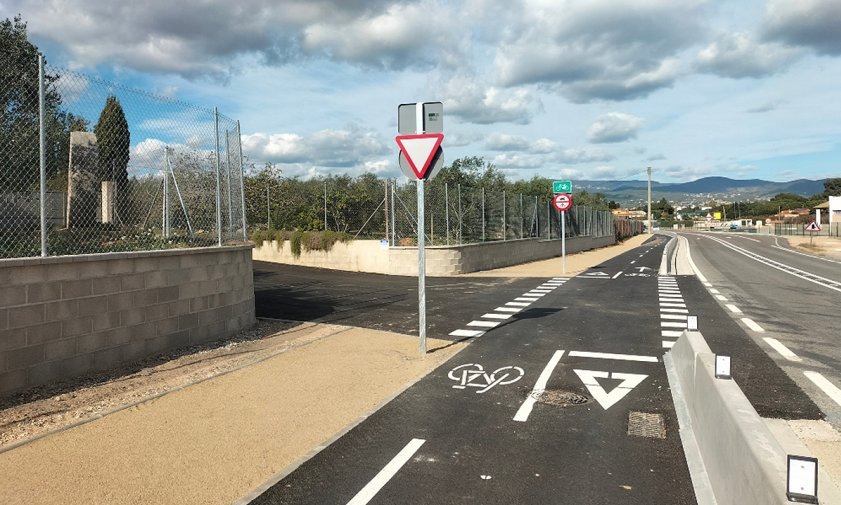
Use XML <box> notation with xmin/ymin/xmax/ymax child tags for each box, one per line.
<box><xmin>0</xmin><ymin>246</ymin><xmax>255</xmax><ymax>396</ymax></box>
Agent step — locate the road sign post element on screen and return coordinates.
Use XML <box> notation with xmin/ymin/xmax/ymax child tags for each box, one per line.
<box><xmin>805</xmin><ymin>221</ymin><xmax>821</xmax><ymax>245</ymax></box>
<box><xmin>396</xmin><ymin>102</ymin><xmax>444</xmax><ymax>354</ymax></box>
<box><xmin>552</xmin><ymin>193</ymin><xmax>573</xmax><ymax>275</ymax></box>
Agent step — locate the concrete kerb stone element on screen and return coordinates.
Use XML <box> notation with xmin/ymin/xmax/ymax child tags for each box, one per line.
<box><xmin>670</xmin><ymin>331</ymin><xmax>802</xmax><ymax>505</ymax></box>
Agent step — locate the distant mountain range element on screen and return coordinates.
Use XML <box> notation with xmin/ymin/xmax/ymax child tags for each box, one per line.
<box><xmin>575</xmin><ymin>176</ymin><xmax>826</xmax><ymax>206</ymax></box>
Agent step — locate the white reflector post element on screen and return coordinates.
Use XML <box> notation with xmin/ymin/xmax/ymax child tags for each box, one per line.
<box><xmin>714</xmin><ymin>354</ymin><xmax>731</xmax><ymax>380</ymax></box>
<box><xmin>786</xmin><ymin>454</ymin><xmax>818</xmax><ymax>504</ymax></box>
<box><xmin>687</xmin><ymin>315</ymin><xmax>698</xmax><ymax>331</ymax></box>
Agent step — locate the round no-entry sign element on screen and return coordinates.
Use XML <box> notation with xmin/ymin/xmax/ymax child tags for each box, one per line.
<box><xmin>553</xmin><ymin>193</ymin><xmax>572</xmax><ymax>211</ymax></box>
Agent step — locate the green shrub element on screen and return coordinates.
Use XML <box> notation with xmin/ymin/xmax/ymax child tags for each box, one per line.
<box><xmin>290</xmin><ymin>230</ymin><xmax>304</xmax><ymax>257</ymax></box>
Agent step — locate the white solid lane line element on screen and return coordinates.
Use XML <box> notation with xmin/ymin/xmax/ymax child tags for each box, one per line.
<box><xmin>804</xmin><ymin>372</ymin><xmax>841</xmax><ymax>408</ymax></box>
<box><xmin>763</xmin><ymin>337</ymin><xmax>801</xmax><ymax>362</ymax></box>
<box><xmin>346</xmin><ymin>438</ymin><xmax>425</xmax><ymax>505</ymax></box>
<box><xmin>467</xmin><ymin>320</ymin><xmax>500</xmax><ymax>328</ymax></box>
<box><xmin>483</xmin><ymin>313</ymin><xmax>512</xmax><ymax>320</ymax></box>
<box><xmin>725</xmin><ymin>304</ymin><xmax>743</xmax><ymax>314</ymax></box>
<box><xmin>449</xmin><ymin>329</ymin><xmax>484</xmax><ymax>338</ymax></box>
<box><xmin>514</xmin><ymin>350</ymin><xmax>565</xmax><ymax>422</ymax></box>
<box><xmin>741</xmin><ymin>318</ymin><xmax>765</xmax><ymax>332</ymax></box>
<box><xmin>567</xmin><ymin>351</ymin><xmax>658</xmax><ymax>363</ymax></box>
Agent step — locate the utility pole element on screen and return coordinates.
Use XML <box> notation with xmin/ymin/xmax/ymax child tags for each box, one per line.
<box><xmin>647</xmin><ymin>166</ymin><xmax>652</xmax><ymax>234</ymax></box>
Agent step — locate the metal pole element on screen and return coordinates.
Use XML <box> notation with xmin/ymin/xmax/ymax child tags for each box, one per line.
<box><xmin>458</xmin><ymin>183</ymin><xmax>462</xmax><ymax>244</ymax></box>
<box><xmin>236</xmin><ymin>121</ymin><xmax>247</xmax><ymax>240</ymax></box>
<box><xmin>415</xmin><ymin>104</ymin><xmax>426</xmax><ymax>354</ymax></box>
<box><xmin>445</xmin><ymin>182</ymin><xmax>450</xmax><ymax>245</ymax></box>
<box><xmin>547</xmin><ymin>202</ymin><xmax>551</xmax><ymax>240</ymax></box>
<box><xmin>391</xmin><ymin>180</ymin><xmax>396</xmax><ymax>246</ymax></box>
<box><xmin>481</xmin><ymin>187</ymin><xmax>485</xmax><ymax>241</ymax></box>
<box><xmin>647</xmin><ymin>166</ymin><xmax>652</xmax><ymax>234</ymax></box>
<box><xmin>502</xmin><ymin>190</ymin><xmax>506</xmax><ymax>240</ymax></box>
<box><xmin>163</xmin><ymin>152</ymin><xmax>169</xmax><ymax>237</ymax></box>
<box><xmin>520</xmin><ymin>193</ymin><xmax>523</xmax><ymax>239</ymax></box>
<box><xmin>38</xmin><ymin>55</ymin><xmax>47</xmax><ymax>257</ymax></box>
<box><xmin>324</xmin><ymin>181</ymin><xmax>328</xmax><ymax>231</ymax></box>
<box><xmin>266</xmin><ymin>186</ymin><xmax>271</xmax><ymax>229</ymax></box>
<box><xmin>535</xmin><ymin>196</ymin><xmax>538</xmax><ymax>237</ymax></box>
<box><xmin>562</xmin><ymin>210</ymin><xmax>566</xmax><ymax>274</ymax></box>
<box><xmin>214</xmin><ymin>107</ymin><xmax>222</xmax><ymax>246</ymax></box>
<box><xmin>225</xmin><ymin>130</ymin><xmax>233</xmax><ymax>233</ymax></box>
<box><xmin>384</xmin><ymin>179</ymin><xmax>389</xmax><ymax>240</ymax></box>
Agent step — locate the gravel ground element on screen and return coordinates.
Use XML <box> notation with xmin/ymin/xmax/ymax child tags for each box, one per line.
<box><xmin>0</xmin><ymin>318</ymin><xmax>322</xmax><ymax>451</ymax></box>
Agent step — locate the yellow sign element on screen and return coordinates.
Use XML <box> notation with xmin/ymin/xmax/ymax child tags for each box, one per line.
<box><xmin>713</xmin><ymin>212</ymin><xmax>722</xmax><ymax>220</ymax></box>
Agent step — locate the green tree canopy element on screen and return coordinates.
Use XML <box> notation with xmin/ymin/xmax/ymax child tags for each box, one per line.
<box><xmin>94</xmin><ymin>95</ymin><xmax>130</xmax><ymax>215</ymax></box>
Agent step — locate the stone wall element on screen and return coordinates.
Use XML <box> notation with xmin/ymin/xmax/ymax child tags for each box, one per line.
<box><xmin>253</xmin><ymin>235</ymin><xmax>616</xmax><ymax>276</ymax></box>
<box><xmin>0</xmin><ymin>246</ymin><xmax>255</xmax><ymax>396</ymax></box>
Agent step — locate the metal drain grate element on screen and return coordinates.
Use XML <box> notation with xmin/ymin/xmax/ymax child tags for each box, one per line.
<box><xmin>535</xmin><ymin>389</ymin><xmax>590</xmax><ymax>407</ymax></box>
<box><xmin>627</xmin><ymin>411</ymin><xmax>666</xmax><ymax>439</ymax></box>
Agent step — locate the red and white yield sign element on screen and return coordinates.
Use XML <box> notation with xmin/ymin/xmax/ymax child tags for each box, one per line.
<box><xmin>553</xmin><ymin>193</ymin><xmax>572</xmax><ymax>211</ymax></box>
<box><xmin>395</xmin><ymin>133</ymin><xmax>444</xmax><ymax>179</ymax></box>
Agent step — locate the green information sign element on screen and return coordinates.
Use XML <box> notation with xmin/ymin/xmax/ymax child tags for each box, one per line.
<box><xmin>553</xmin><ymin>180</ymin><xmax>572</xmax><ymax>193</ymax></box>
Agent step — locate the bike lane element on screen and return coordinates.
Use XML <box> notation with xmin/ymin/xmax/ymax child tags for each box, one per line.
<box><xmin>248</xmin><ymin>237</ymin><xmax>697</xmax><ymax>504</ymax></box>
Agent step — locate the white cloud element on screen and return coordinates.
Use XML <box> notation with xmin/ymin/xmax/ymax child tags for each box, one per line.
<box><xmin>492</xmin><ymin>0</ymin><xmax>705</xmax><ymax>102</ymax></box>
<box><xmin>697</xmin><ymin>33</ymin><xmax>801</xmax><ymax>78</ymax></box>
<box><xmin>588</xmin><ymin>113</ymin><xmax>643</xmax><ymax>143</ymax></box>
<box><xmin>763</xmin><ymin>0</ymin><xmax>841</xmax><ymax>56</ymax></box>
<box><xmin>484</xmin><ymin>133</ymin><xmax>532</xmax><ymax>151</ymax></box>
<box><xmin>241</xmin><ymin>125</ymin><xmax>390</xmax><ymax>172</ymax></box>
<box><xmin>442</xmin><ymin>75</ymin><xmax>543</xmax><ymax>125</ymax></box>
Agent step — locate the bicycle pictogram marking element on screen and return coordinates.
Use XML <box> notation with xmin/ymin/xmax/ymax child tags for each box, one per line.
<box><xmin>447</xmin><ymin>363</ymin><xmax>525</xmax><ymax>393</ymax></box>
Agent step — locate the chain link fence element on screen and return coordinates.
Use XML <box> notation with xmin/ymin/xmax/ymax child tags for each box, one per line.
<box><xmin>0</xmin><ymin>56</ymin><xmax>246</xmax><ymax>258</ymax></box>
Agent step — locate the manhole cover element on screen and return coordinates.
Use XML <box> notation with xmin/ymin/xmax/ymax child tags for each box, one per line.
<box><xmin>627</xmin><ymin>411</ymin><xmax>666</xmax><ymax>439</ymax></box>
<box><xmin>534</xmin><ymin>389</ymin><xmax>590</xmax><ymax>407</ymax></box>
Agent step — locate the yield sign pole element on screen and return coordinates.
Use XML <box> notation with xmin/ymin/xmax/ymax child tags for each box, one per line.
<box><xmin>395</xmin><ymin>110</ymin><xmax>444</xmax><ymax>354</ymax></box>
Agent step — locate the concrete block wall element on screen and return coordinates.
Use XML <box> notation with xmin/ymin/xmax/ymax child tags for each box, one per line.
<box><xmin>253</xmin><ymin>235</ymin><xmax>617</xmax><ymax>276</ymax></box>
<box><xmin>0</xmin><ymin>246</ymin><xmax>255</xmax><ymax>396</ymax></box>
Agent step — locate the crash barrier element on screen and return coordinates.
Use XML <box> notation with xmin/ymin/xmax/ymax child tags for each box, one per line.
<box><xmin>669</xmin><ymin>331</ymin><xmax>793</xmax><ymax>504</ymax></box>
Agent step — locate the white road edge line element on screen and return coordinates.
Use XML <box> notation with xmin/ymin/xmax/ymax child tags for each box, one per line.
<box><xmin>567</xmin><ymin>351</ymin><xmax>658</xmax><ymax>363</ymax></box>
<box><xmin>346</xmin><ymin>438</ymin><xmax>425</xmax><ymax>505</ymax></box>
<box><xmin>804</xmin><ymin>372</ymin><xmax>841</xmax><ymax>408</ymax></box>
<box><xmin>514</xmin><ymin>350</ymin><xmax>565</xmax><ymax>422</ymax></box>
<box><xmin>741</xmin><ymin>318</ymin><xmax>765</xmax><ymax>332</ymax></box>
<box><xmin>725</xmin><ymin>304</ymin><xmax>743</xmax><ymax>314</ymax></box>
<box><xmin>763</xmin><ymin>337</ymin><xmax>801</xmax><ymax>362</ymax></box>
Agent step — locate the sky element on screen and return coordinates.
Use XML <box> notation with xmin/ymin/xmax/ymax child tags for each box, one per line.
<box><xmin>3</xmin><ymin>0</ymin><xmax>841</xmax><ymax>184</ymax></box>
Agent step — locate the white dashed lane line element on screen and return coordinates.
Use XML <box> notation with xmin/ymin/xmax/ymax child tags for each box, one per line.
<box><xmin>804</xmin><ymin>372</ymin><xmax>841</xmax><ymax>408</ymax></box>
<box><xmin>763</xmin><ymin>337</ymin><xmax>801</xmax><ymax>362</ymax></box>
<box><xmin>448</xmin><ymin>278</ymin><xmax>568</xmax><ymax>339</ymax></box>
<box><xmin>725</xmin><ymin>304</ymin><xmax>743</xmax><ymax>314</ymax></box>
<box><xmin>741</xmin><ymin>317</ymin><xmax>764</xmax><ymax>332</ymax></box>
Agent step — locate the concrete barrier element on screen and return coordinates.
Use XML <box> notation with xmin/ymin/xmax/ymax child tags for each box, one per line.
<box><xmin>669</xmin><ymin>331</ymin><xmax>791</xmax><ymax>504</ymax></box>
<box><xmin>253</xmin><ymin>235</ymin><xmax>616</xmax><ymax>276</ymax></box>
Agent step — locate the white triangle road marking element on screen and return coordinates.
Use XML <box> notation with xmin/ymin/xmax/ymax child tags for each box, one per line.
<box><xmin>573</xmin><ymin>369</ymin><xmax>647</xmax><ymax>410</ymax></box>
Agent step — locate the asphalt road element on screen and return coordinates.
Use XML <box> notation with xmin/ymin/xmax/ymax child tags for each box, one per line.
<box><xmin>677</xmin><ymin>231</ymin><xmax>838</xmax><ymax>424</ymax></box>
<box><xmin>249</xmin><ymin>233</ymin><xmax>825</xmax><ymax>503</ymax></box>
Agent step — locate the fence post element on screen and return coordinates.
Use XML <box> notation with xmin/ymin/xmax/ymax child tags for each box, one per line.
<box><xmin>502</xmin><ymin>190</ymin><xmax>506</xmax><ymax>240</ymax></box>
<box><xmin>38</xmin><ymin>55</ymin><xmax>47</xmax><ymax>257</ymax></box>
<box><xmin>445</xmin><ymin>182</ymin><xmax>450</xmax><ymax>245</ymax></box>
<box><xmin>214</xmin><ymin>107</ymin><xmax>222</xmax><ymax>246</ymax></box>
<box><xmin>458</xmin><ymin>184</ymin><xmax>462</xmax><ymax>244</ymax></box>
<box><xmin>384</xmin><ymin>179</ymin><xmax>389</xmax><ymax>240</ymax></box>
<box><xmin>266</xmin><ymin>186</ymin><xmax>271</xmax><ymax>229</ymax></box>
<box><xmin>225</xmin><ymin>130</ymin><xmax>233</xmax><ymax>233</ymax></box>
<box><xmin>520</xmin><ymin>193</ymin><xmax>523</xmax><ymax>239</ymax></box>
<box><xmin>547</xmin><ymin>202</ymin><xmax>551</xmax><ymax>239</ymax></box>
<box><xmin>236</xmin><ymin>121</ymin><xmax>247</xmax><ymax>240</ymax></box>
<box><xmin>482</xmin><ymin>187</ymin><xmax>486</xmax><ymax>241</ymax></box>
<box><xmin>324</xmin><ymin>181</ymin><xmax>328</xmax><ymax>231</ymax></box>
<box><xmin>391</xmin><ymin>180</ymin><xmax>396</xmax><ymax>246</ymax></box>
<box><xmin>534</xmin><ymin>196</ymin><xmax>538</xmax><ymax>237</ymax></box>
